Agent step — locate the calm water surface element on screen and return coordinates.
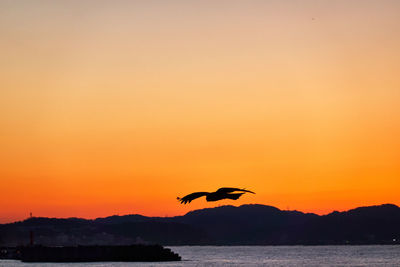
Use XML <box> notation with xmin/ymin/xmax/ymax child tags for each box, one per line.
<box><xmin>1</xmin><ymin>245</ymin><xmax>400</xmax><ymax>266</ymax></box>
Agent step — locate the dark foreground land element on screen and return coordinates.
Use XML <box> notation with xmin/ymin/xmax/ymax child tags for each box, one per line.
<box><xmin>1</xmin><ymin>204</ymin><xmax>400</xmax><ymax>246</ymax></box>
<box><xmin>1</xmin><ymin>245</ymin><xmax>181</xmax><ymax>262</ymax></box>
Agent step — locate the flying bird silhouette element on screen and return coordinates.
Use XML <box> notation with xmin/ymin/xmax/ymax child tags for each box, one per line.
<box><xmin>177</xmin><ymin>187</ymin><xmax>255</xmax><ymax>204</ymax></box>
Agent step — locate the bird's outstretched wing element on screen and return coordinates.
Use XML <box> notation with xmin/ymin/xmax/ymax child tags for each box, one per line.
<box><xmin>216</xmin><ymin>187</ymin><xmax>255</xmax><ymax>194</ymax></box>
<box><xmin>177</xmin><ymin>192</ymin><xmax>208</xmax><ymax>204</ymax></box>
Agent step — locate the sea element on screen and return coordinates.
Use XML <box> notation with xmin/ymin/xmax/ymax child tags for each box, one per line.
<box><xmin>1</xmin><ymin>245</ymin><xmax>400</xmax><ymax>266</ymax></box>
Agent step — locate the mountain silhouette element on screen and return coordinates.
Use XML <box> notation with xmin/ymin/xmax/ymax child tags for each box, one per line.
<box><xmin>1</xmin><ymin>204</ymin><xmax>399</xmax><ymax>246</ymax></box>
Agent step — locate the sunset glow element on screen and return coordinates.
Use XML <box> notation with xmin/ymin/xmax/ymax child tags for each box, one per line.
<box><xmin>1</xmin><ymin>1</ymin><xmax>400</xmax><ymax>223</ymax></box>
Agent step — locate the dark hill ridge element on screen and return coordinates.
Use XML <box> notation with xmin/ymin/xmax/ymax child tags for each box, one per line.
<box><xmin>1</xmin><ymin>204</ymin><xmax>399</xmax><ymax>246</ymax></box>
<box><xmin>94</xmin><ymin>214</ymin><xmax>151</xmax><ymax>224</ymax></box>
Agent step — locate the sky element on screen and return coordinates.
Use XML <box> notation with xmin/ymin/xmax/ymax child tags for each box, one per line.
<box><xmin>1</xmin><ymin>0</ymin><xmax>400</xmax><ymax>223</ymax></box>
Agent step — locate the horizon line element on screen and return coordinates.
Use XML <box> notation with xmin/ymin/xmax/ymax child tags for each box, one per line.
<box><xmin>3</xmin><ymin>202</ymin><xmax>398</xmax><ymax>225</ymax></box>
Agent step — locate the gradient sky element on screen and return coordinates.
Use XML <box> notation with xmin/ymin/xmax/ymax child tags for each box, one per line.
<box><xmin>1</xmin><ymin>0</ymin><xmax>400</xmax><ymax>223</ymax></box>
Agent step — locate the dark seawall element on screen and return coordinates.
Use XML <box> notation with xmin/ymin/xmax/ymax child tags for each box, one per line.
<box><xmin>2</xmin><ymin>245</ymin><xmax>181</xmax><ymax>262</ymax></box>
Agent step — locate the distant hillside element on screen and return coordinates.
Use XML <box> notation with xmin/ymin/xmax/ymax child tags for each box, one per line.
<box><xmin>1</xmin><ymin>204</ymin><xmax>399</xmax><ymax>246</ymax></box>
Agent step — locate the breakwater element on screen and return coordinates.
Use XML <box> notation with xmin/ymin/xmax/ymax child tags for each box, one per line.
<box><xmin>1</xmin><ymin>245</ymin><xmax>181</xmax><ymax>262</ymax></box>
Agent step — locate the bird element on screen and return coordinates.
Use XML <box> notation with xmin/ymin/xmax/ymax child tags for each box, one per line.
<box><xmin>177</xmin><ymin>187</ymin><xmax>255</xmax><ymax>204</ymax></box>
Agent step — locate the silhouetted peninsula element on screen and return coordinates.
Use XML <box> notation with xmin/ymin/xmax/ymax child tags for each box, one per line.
<box><xmin>1</xmin><ymin>204</ymin><xmax>399</xmax><ymax>246</ymax></box>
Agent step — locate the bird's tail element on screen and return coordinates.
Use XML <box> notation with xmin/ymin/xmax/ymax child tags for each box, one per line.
<box><xmin>225</xmin><ymin>193</ymin><xmax>244</xmax><ymax>200</ymax></box>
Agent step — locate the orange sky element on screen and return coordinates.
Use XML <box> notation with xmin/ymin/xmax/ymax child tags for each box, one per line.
<box><xmin>1</xmin><ymin>1</ymin><xmax>400</xmax><ymax>223</ymax></box>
